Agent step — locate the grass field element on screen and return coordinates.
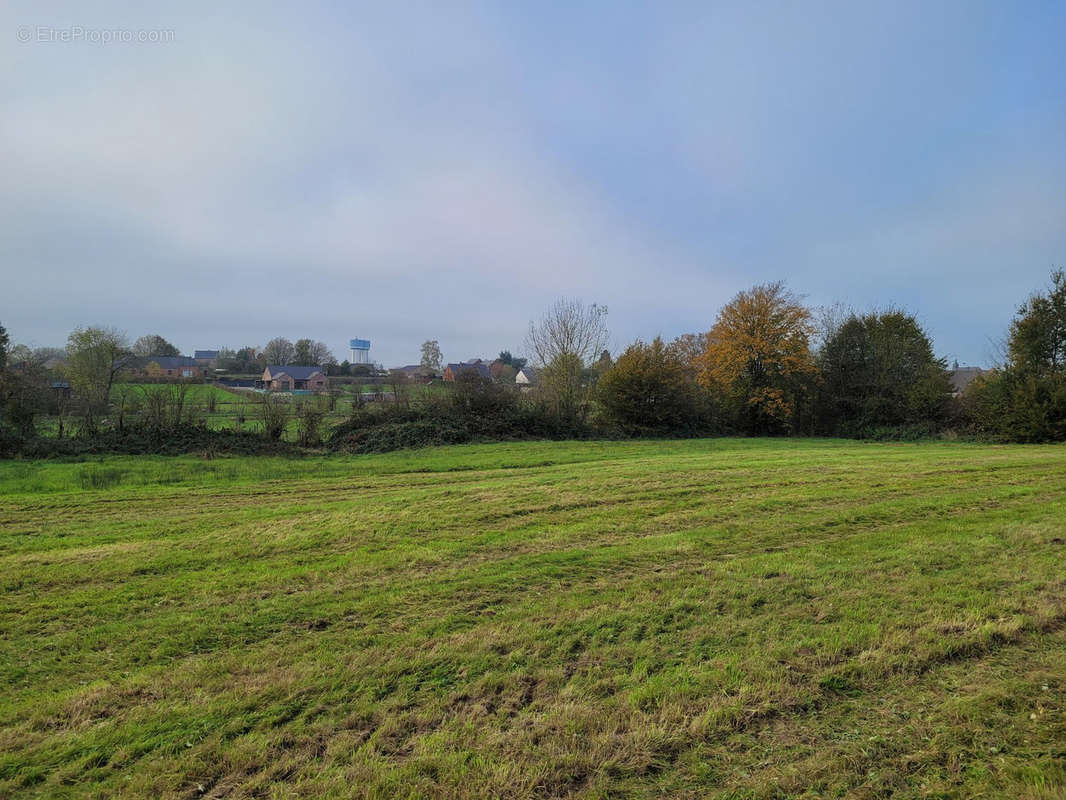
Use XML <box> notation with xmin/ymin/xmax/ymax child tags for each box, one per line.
<box><xmin>1</xmin><ymin>439</ymin><xmax>1065</xmax><ymax>798</ymax></box>
<box><xmin>75</xmin><ymin>383</ymin><xmax>446</xmax><ymax>438</ymax></box>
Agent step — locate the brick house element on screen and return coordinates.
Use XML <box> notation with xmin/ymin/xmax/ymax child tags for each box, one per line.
<box><xmin>141</xmin><ymin>356</ymin><xmax>210</xmax><ymax>379</ymax></box>
<box><xmin>262</xmin><ymin>365</ymin><xmax>328</xmax><ymax>391</ymax></box>
<box><xmin>442</xmin><ymin>362</ymin><xmax>493</xmax><ymax>382</ymax></box>
<box><xmin>194</xmin><ymin>350</ymin><xmax>219</xmax><ymax>367</ymax></box>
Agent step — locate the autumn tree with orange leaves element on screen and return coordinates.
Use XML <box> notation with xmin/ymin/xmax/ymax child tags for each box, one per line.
<box><xmin>698</xmin><ymin>282</ymin><xmax>816</xmax><ymax>434</ymax></box>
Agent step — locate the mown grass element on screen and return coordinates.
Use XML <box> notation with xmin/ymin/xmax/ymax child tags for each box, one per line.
<box><xmin>1</xmin><ymin>438</ymin><xmax>1064</xmax><ymax>798</ymax></box>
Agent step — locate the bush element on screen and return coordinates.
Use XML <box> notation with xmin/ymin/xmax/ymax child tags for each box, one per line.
<box><xmin>595</xmin><ymin>338</ymin><xmax>714</xmax><ymax>435</ymax></box>
<box><xmin>296</xmin><ymin>401</ymin><xmax>325</xmax><ymax>447</ymax></box>
<box><xmin>329</xmin><ymin>395</ymin><xmax>588</xmax><ymax>454</ymax></box>
<box><xmin>3</xmin><ymin>425</ymin><xmax>296</xmax><ymax>458</ymax></box>
<box><xmin>964</xmin><ymin>370</ymin><xmax>1066</xmax><ymax>442</ymax></box>
<box><xmin>259</xmin><ymin>394</ymin><xmax>290</xmax><ymax>441</ymax></box>
<box><xmin>0</xmin><ymin>422</ymin><xmax>26</xmax><ymax>458</ymax></box>
<box><xmin>962</xmin><ymin>271</ymin><xmax>1066</xmax><ymax>442</ymax></box>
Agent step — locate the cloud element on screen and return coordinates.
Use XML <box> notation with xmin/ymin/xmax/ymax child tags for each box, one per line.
<box><xmin>1</xmin><ymin>0</ymin><xmax>1063</xmax><ymax>365</ymax></box>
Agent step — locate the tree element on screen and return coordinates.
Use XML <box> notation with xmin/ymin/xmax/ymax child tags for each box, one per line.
<box><xmin>817</xmin><ymin>310</ymin><xmax>951</xmax><ymax>435</ymax></box>
<box><xmin>389</xmin><ymin>369</ymin><xmax>412</xmax><ymax>409</ymax></box>
<box><xmin>1008</xmin><ymin>269</ymin><xmax>1066</xmax><ymax>375</ymax></box>
<box><xmin>293</xmin><ymin>338</ymin><xmax>333</xmax><ymax>365</ymax></box>
<box><xmin>597</xmin><ymin>337</ymin><xmax>702</xmax><ymax>433</ymax></box>
<box><xmin>420</xmin><ymin>340</ymin><xmax>443</xmax><ymax>375</ymax></box>
<box><xmin>309</xmin><ymin>340</ymin><xmax>336</xmax><ymax>366</ymax></box>
<box><xmin>451</xmin><ymin>370</ymin><xmax>515</xmax><ymax>416</ymax></box>
<box><xmin>496</xmin><ymin>350</ymin><xmax>527</xmax><ymax>372</ymax></box>
<box><xmin>698</xmin><ymin>282</ymin><xmax>815</xmax><ymax>434</ymax></box>
<box><xmin>63</xmin><ymin>326</ymin><xmax>134</xmax><ymax>434</ymax></box>
<box><xmin>592</xmin><ymin>349</ymin><xmax>613</xmax><ymax>375</ymax></box>
<box><xmin>966</xmin><ymin>270</ymin><xmax>1066</xmax><ymax>442</ymax></box>
<box><xmin>812</xmin><ymin>302</ymin><xmax>852</xmax><ymax>354</ymax></box>
<box><xmin>494</xmin><ymin>363</ymin><xmax>517</xmax><ymax>384</ymax></box>
<box><xmin>293</xmin><ymin>338</ymin><xmax>313</xmax><ymax>365</ymax></box>
<box><xmin>670</xmin><ymin>333</ymin><xmax>709</xmax><ymax>371</ymax></box>
<box><xmin>132</xmin><ymin>334</ymin><xmax>180</xmax><ymax>358</ymax></box>
<box><xmin>0</xmin><ymin>364</ymin><xmax>49</xmax><ymax>438</ymax></box>
<box><xmin>263</xmin><ymin>337</ymin><xmax>295</xmax><ymax>365</ymax></box>
<box><xmin>31</xmin><ymin>346</ymin><xmax>67</xmax><ymax>367</ymax></box>
<box><xmin>7</xmin><ymin>344</ymin><xmax>32</xmax><ymax>365</ymax></box>
<box><xmin>526</xmin><ymin>299</ymin><xmax>609</xmax><ymax>422</ymax></box>
<box><xmin>0</xmin><ymin>324</ymin><xmax>50</xmax><ymax>439</ymax></box>
<box><xmin>526</xmin><ymin>299</ymin><xmax>609</xmax><ymax>368</ymax></box>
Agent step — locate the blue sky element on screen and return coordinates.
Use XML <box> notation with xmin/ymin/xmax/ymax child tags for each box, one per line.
<box><xmin>2</xmin><ymin>1</ymin><xmax>1064</xmax><ymax>366</ymax></box>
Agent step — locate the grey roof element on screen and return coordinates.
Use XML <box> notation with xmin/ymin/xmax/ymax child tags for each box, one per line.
<box><xmin>143</xmin><ymin>356</ymin><xmax>201</xmax><ymax>369</ymax></box>
<box><xmin>194</xmin><ymin>350</ymin><xmax>219</xmax><ymax>359</ymax></box>
<box><xmin>266</xmin><ymin>365</ymin><xmax>326</xmax><ymax>380</ymax></box>
<box><xmin>949</xmin><ymin>367</ymin><xmax>984</xmax><ymax>393</ymax></box>
<box><xmin>446</xmin><ymin>362</ymin><xmax>492</xmax><ymax>379</ymax></box>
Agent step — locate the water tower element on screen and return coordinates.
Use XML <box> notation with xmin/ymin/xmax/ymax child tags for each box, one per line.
<box><xmin>349</xmin><ymin>338</ymin><xmax>371</xmax><ymax>365</ymax></box>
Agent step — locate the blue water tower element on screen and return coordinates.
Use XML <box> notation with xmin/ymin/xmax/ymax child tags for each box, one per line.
<box><xmin>349</xmin><ymin>338</ymin><xmax>371</xmax><ymax>364</ymax></box>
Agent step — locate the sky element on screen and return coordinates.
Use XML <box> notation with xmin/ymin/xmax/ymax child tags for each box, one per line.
<box><xmin>2</xmin><ymin>1</ymin><xmax>1064</xmax><ymax>368</ymax></box>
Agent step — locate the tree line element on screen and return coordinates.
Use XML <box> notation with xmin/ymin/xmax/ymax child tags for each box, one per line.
<box><xmin>335</xmin><ymin>269</ymin><xmax>1066</xmax><ymax>450</ymax></box>
<box><xmin>2</xmin><ymin>269</ymin><xmax>1065</xmax><ymax>454</ymax></box>
<box><xmin>538</xmin><ymin>272</ymin><xmax>1063</xmax><ymax>442</ymax></box>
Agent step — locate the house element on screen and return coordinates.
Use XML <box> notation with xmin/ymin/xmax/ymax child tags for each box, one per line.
<box><xmin>388</xmin><ymin>364</ymin><xmax>436</xmax><ymax>383</ymax></box>
<box><xmin>194</xmin><ymin>350</ymin><xmax>219</xmax><ymax>366</ymax></box>
<box><xmin>515</xmin><ymin>366</ymin><xmax>538</xmax><ymax>389</ymax></box>
<box><xmin>949</xmin><ymin>366</ymin><xmax>984</xmax><ymax>397</ymax></box>
<box><xmin>442</xmin><ymin>362</ymin><xmax>492</xmax><ymax>381</ymax></box>
<box><xmin>141</xmin><ymin>356</ymin><xmax>210</xmax><ymax>379</ymax></box>
<box><xmin>51</xmin><ymin>380</ymin><xmax>72</xmax><ymax>401</ymax></box>
<box><xmin>261</xmin><ymin>365</ymin><xmax>328</xmax><ymax>391</ymax></box>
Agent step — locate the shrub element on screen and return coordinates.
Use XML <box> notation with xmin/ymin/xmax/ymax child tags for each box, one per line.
<box><xmin>816</xmin><ymin>310</ymin><xmax>953</xmax><ymax>437</ymax></box>
<box><xmin>964</xmin><ymin>370</ymin><xmax>1066</xmax><ymax>442</ymax></box>
<box><xmin>2</xmin><ymin>425</ymin><xmax>296</xmax><ymax>458</ymax></box>
<box><xmin>329</xmin><ymin>394</ymin><xmax>588</xmax><ymax>454</ymax></box>
<box><xmin>596</xmin><ymin>338</ymin><xmax>711</xmax><ymax>434</ymax></box>
<box><xmin>963</xmin><ymin>270</ymin><xmax>1066</xmax><ymax>442</ymax></box>
<box><xmin>259</xmin><ymin>394</ymin><xmax>291</xmax><ymax>441</ymax></box>
<box><xmin>296</xmin><ymin>402</ymin><xmax>325</xmax><ymax>447</ymax></box>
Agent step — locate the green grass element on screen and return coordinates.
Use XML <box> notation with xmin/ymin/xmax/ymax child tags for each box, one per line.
<box><xmin>1</xmin><ymin>438</ymin><xmax>1064</xmax><ymax>798</ymax></box>
<box><xmin>36</xmin><ymin>382</ymin><xmax>446</xmax><ymax>439</ymax></box>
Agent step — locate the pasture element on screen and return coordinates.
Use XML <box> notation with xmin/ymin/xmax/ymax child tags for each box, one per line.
<box><xmin>1</xmin><ymin>439</ymin><xmax>1064</xmax><ymax>798</ymax></box>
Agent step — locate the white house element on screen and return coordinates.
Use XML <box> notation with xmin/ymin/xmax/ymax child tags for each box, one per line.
<box><xmin>515</xmin><ymin>366</ymin><xmax>538</xmax><ymax>390</ymax></box>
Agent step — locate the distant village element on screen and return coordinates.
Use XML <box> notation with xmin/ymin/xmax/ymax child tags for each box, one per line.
<box><xmin>28</xmin><ymin>341</ymin><xmax>542</xmax><ymax>397</ymax></box>
<box><xmin>7</xmin><ymin>272</ymin><xmax>1065</xmax><ymax>454</ymax></box>
<box><xmin>11</xmin><ymin>333</ymin><xmax>984</xmax><ymax>403</ymax></box>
